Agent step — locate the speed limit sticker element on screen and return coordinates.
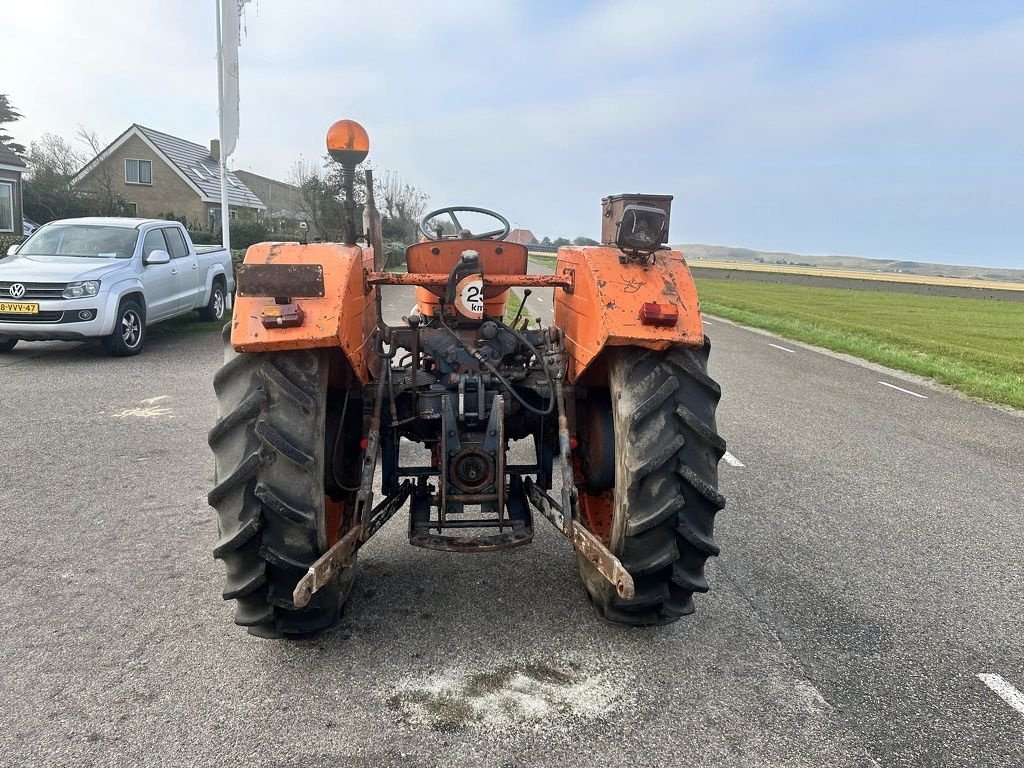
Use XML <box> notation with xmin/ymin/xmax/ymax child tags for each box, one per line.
<box><xmin>454</xmin><ymin>275</ymin><xmax>485</xmax><ymax>319</ymax></box>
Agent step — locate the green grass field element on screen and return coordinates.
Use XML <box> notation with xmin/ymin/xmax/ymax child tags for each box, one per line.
<box><xmin>694</xmin><ymin>279</ymin><xmax>1024</xmax><ymax>410</ymax></box>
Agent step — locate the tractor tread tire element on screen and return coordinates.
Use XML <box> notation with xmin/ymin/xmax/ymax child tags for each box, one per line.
<box><xmin>580</xmin><ymin>340</ymin><xmax>725</xmax><ymax>626</ymax></box>
<box><xmin>208</xmin><ymin>324</ymin><xmax>352</xmax><ymax>637</ymax></box>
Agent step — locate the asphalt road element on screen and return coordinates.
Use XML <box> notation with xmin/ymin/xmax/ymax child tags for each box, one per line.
<box><xmin>0</xmin><ymin>288</ymin><xmax>1021</xmax><ymax>767</ymax></box>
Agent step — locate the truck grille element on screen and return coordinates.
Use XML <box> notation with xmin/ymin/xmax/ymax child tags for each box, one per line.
<box><xmin>0</xmin><ymin>311</ymin><xmax>65</xmax><ymax>323</ymax></box>
<box><xmin>0</xmin><ymin>281</ymin><xmax>69</xmax><ymax>300</ymax></box>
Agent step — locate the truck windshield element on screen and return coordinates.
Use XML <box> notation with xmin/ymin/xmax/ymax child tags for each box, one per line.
<box><xmin>18</xmin><ymin>225</ymin><xmax>139</xmax><ymax>259</ymax></box>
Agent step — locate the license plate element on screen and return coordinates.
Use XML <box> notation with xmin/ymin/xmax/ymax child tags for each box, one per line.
<box><xmin>0</xmin><ymin>302</ymin><xmax>39</xmax><ymax>314</ymax></box>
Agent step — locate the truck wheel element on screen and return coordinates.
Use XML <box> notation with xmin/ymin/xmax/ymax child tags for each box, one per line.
<box><xmin>575</xmin><ymin>341</ymin><xmax>726</xmax><ymax>625</ymax></box>
<box><xmin>198</xmin><ymin>279</ymin><xmax>226</xmax><ymax>322</ymax></box>
<box><xmin>101</xmin><ymin>299</ymin><xmax>146</xmax><ymax>357</ymax></box>
<box><xmin>208</xmin><ymin>325</ymin><xmax>358</xmax><ymax>638</ymax></box>
<box><xmin>0</xmin><ymin>337</ymin><xmax>17</xmax><ymax>353</ymax></box>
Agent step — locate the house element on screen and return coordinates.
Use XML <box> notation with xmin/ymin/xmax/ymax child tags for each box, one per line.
<box><xmin>506</xmin><ymin>228</ymin><xmax>538</xmax><ymax>246</ymax></box>
<box><xmin>0</xmin><ymin>142</ymin><xmax>27</xmax><ymax>237</ymax></box>
<box><xmin>233</xmin><ymin>170</ymin><xmax>312</xmax><ymax>235</ymax></box>
<box><xmin>71</xmin><ymin>124</ymin><xmax>264</xmax><ymax>230</ymax></box>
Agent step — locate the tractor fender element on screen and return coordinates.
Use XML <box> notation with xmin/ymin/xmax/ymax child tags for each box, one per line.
<box><xmin>553</xmin><ymin>246</ymin><xmax>705</xmax><ymax>384</ymax></box>
<box><xmin>229</xmin><ymin>242</ymin><xmax>376</xmax><ymax>385</ymax></box>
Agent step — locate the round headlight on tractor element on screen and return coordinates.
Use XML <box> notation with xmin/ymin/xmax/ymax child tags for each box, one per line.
<box><xmin>63</xmin><ymin>280</ymin><xmax>101</xmax><ymax>299</ymax></box>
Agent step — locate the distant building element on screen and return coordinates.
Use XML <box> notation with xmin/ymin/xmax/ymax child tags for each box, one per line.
<box><xmin>0</xmin><ymin>142</ymin><xmax>27</xmax><ymax>237</ymax></box>
<box><xmin>233</xmin><ymin>170</ymin><xmax>313</xmax><ymax>236</ymax></box>
<box><xmin>71</xmin><ymin>124</ymin><xmax>265</xmax><ymax>230</ymax></box>
<box><xmin>506</xmin><ymin>228</ymin><xmax>538</xmax><ymax>246</ymax></box>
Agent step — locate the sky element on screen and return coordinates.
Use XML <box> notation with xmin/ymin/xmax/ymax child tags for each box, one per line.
<box><xmin>4</xmin><ymin>1</ymin><xmax>1023</xmax><ymax>268</ymax></box>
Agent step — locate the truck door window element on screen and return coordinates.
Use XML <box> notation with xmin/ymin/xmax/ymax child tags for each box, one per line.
<box><xmin>163</xmin><ymin>228</ymin><xmax>189</xmax><ymax>259</ymax></box>
<box><xmin>142</xmin><ymin>229</ymin><xmax>169</xmax><ymax>259</ymax></box>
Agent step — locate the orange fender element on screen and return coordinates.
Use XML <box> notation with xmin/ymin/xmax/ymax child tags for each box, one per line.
<box><xmin>230</xmin><ymin>242</ymin><xmax>376</xmax><ymax>385</ymax></box>
<box><xmin>553</xmin><ymin>246</ymin><xmax>705</xmax><ymax>383</ymax></box>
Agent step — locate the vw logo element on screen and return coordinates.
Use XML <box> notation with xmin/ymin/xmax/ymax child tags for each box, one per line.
<box><xmin>9</xmin><ymin>283</ymin><xmax>25</xmax><ymax>299</ymax></box>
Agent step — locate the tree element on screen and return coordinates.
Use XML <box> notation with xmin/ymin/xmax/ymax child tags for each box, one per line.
<box><xmin>22</xmin><ymin>133</ymin><xmax>90</xmax><ymax>222</ymax></box>
<box><xmin>375</xmin><ymin>170</ymin><xmax>427</xmax><ymax>239</ymax></box>
<box><xmin>541</xmin><ymin>236</ymin><xmax>552</xmax><ymax>245</ymax></box>
<box><xmin>75</xmin><ymin>126</ymin><xmax>127</xmax><ymax>216</ymax></box>
<box><xmin>573</xmin><ymin>236</ymin><xmax>599</xmax><ymax>246</ymax></box>
<box><xmin>0</xmin><ymin>94</ymin><xmax>25</xmax><ymax>155</ymax></box>
<box><xmin>552</xmin><ymin>237</ymin><xmax>571</xmax><ymax>247</ymax></box>
<box><xmin>290</xmin><ymin>156</ymin><xmax>348</xmax><ymax>242</ymax></box>
<box><xmin>289</xmin><ymin>157</ymin><xmax>428</xmax><ymax>268</ymax></box>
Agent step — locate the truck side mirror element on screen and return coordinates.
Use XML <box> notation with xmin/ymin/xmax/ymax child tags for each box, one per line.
<box><xmin>144</xmin><ymin>249</ymin><xmax>171</xmax><ymax>265</ymax></box>
<box><xmin>6</xmin><ymin>244</ymin><xmax>18</xmax><ymax>256</ymax></box>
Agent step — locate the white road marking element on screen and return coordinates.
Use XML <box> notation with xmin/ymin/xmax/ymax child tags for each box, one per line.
<box><xmin>702</xmin><ymin>319</ymin><xmax>714</xmax><ymax>325</ymax></box>
<box><xmin>977</xmin><ymin>673</ymin><xmax>1024</xmax><ymax>719</ymax></box>
<box><xmin>768</xmin><ymin>343</ymin><xmax>796</xmax><ymax>353</ymax></box>
<box><xmin>141</xmin><ymin>395</ymin><xmax>170</xmax><ymax>405</ymax></box>
<box><xmin>723</xmin><ymin>451</ymin><xmax>744</xmax><ymax>467</ymax></box>
<box><xmin>878</xmin><ymin>381</ymin><xmax>928</xmax><ymax>399</ymax></box>
<box><xmin>115</xmin><ymin>405</ymin><xmax>171</xmax><ymax>418</ymax></box>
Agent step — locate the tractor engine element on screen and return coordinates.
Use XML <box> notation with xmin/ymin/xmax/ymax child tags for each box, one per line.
<box><xmin>376</xmin><ymin>249</ymin><xmax>564</xmax><ymax>552</ymax></box>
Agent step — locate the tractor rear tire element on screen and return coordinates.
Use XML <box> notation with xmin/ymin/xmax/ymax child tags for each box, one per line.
<box><xmin>208</xmin><ymin>325</ymin><xmax>356</xmax><ymax>637</ymax></box>
<box><xmin>576</xmin><ymin>341</ymin><xmax>726</xmax><ymax>625</ymax></box>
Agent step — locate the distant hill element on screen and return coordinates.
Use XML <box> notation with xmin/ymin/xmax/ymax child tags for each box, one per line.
<box><xmin>675</xmin><ymin>244</ymin><xmax>1024</xmax><ymax>284</ymax></box>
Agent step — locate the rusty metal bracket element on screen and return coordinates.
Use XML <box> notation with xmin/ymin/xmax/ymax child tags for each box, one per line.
<box><xmin>356</xmin><ymin>376</ymin><xmax>387</xmax><ymax>530</ymax></box>
<box><xmin>560</xmin><ymin>267</ymin><xmax>575</xmax><ymax>295</ymax></box>
<box><xmin>363</xmin><ymin>480</ymin><xmax>413</xmax><ymax>541</ymax></box>
<box><xmin>293</xmin><ymin>481</ymin><xmax>413</xmax><ymax>608</ymax></box>
<box><xmin>522</xmin><ymin>375</ymin><xmax>634</xmax><ymax>599</ymax></box>
<box><xmin>292</xmin><ymin>527</ymin><xmax>361</xmax><ymax>608</ymax></box>
<box><xmin>366</xmin><ymin>272</ymin><xmax>573</xmax><ymax>290</ymax></box>
<box><xmin>524</xmin><ymin>478</ymin><xmax>634</xmax><ymax>600</ymax></box>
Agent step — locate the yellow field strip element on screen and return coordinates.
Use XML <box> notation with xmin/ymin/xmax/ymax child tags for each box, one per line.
<box><xmin>686</xmin><ymin>259</ymin><xmax>1024</xmax><ymax>292</ymax></box>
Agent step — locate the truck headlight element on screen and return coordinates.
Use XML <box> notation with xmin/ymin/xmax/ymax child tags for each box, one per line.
<box><xmin>63</xmin><ymin>280</ymin><xmax>101</xmax><ymax>299</ymax></box>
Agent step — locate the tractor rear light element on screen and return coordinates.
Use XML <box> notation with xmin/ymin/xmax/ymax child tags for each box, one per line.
<box><xmin>569</xmin><ymin>436</ymin><xmax>579</xmax><ymax>450</ymax></box>
<box><xmin>639</xmin><ymin>302</ymin><xmax>678</xmax><ymax>327</ymax></box>
<box><xmin>359</xmin><ymin>437</ymin><xmax>369</xmax><ymax>451</ymax></box>
<box><xmin>260</xmin><ymin>303</ymin><xmax>305</xmax><ymax>328</ymax></box>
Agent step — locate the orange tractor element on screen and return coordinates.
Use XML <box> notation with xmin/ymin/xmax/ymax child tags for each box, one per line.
<box><xmin>208</xmin><ymin>120</ymin><xmax>726</xmax><ymax>638</ymax></box>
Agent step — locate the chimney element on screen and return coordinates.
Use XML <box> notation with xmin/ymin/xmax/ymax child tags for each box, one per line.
<box><xmin>210</xmin><ymin>138</ymin><xmax>220</xmax><ymax>162</ymax></box>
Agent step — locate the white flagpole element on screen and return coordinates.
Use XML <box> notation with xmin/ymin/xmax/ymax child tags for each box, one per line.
<box><xmin>216</xmin><ymin>0</ymin><xmax>230</xmax><ymax>252</ymax></box>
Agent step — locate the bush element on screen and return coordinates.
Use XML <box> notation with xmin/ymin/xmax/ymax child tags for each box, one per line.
<box><xmin>187</xmin><ymin>229</ymin><xmax>219</xmax><ymax>245</ymax></box>
<box><xmin>223</xmin><ymin>220</ymin><xmax>270</xmax><ymax>249</ymax></box>
<box><xmin>0</xmin><ymin>234</ymin><xmax>26</xmax><ymax>256</ymax></box>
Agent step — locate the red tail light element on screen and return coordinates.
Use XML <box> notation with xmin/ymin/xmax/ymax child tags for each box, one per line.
<box><xmin>639</xmin><ymin>302</ymin><xmax>678</xmax><ymax>327</ymax></box>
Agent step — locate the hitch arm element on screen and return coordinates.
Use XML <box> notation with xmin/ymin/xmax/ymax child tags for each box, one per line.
<box><xmin>524</xmin><ymin>376</ymin><xmax>635</xmax><ymax>600</ymax></box>
<box><xmin>525</xmin><ymin>478</ymin><xmax>635</xmax><ymax>600</ymax></box>
<box><xmin>292</xmin><ymin>481</ymin><xmax>412</xmax><ymax>608</ymax></box>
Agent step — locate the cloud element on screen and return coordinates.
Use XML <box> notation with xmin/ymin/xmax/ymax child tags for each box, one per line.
<box><xmin>3</xmin><ymin>1</ymin><xmax>1021</xmax><ymax>263</ymax></box>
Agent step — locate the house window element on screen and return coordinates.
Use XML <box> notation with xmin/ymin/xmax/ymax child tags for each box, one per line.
<box><xmin>125</xmin><ymin>158</ymin><xmax>152</xmax><ymax>185</ymax></box>
<box><xmin>0</xmin><ymin>181</ymin><xmax>12</xmax><ymax>232</ymax></box>
<box><xmin>121</xmin><ymin>202</ymin><xmax>138</xmax><ymax>216</ymax></box>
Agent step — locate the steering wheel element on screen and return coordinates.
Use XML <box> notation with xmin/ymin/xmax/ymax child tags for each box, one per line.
<box><xmin>419</xmin><ymin>206</ymin><xmax>511</xmax><ymax>241</ymax></box>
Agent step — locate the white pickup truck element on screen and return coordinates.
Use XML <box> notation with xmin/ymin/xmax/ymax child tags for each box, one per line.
<box><xmin>0</xmin><ymin>217</ymin><xmax>235</xmax><ymax>356</ymax></box>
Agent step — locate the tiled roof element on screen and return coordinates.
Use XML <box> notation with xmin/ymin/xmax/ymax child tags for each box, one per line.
<box><xmin>0</xmin><ymin>142</ymin><xmax>27</xmax><ymax>168</ymax></box>
<box><xmin>507</xmin><ymin>228</ymin><xmax>538</xmax><ymax>245</ymax></box>
<box><xmin>135</xmin><ymin>125</ymin><xmax>264</xmax><ymax>209</ymax></box>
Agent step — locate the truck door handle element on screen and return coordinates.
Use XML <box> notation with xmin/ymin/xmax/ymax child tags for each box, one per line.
<box><xmin>171</xmin><ymin>269</ymin><xmax>178</xmax><ymax>275</ymax></box>
<box><xmin>192</xmin><ymin>264</ymin><xmax>199</xmax><ymax>270</ymax></box>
